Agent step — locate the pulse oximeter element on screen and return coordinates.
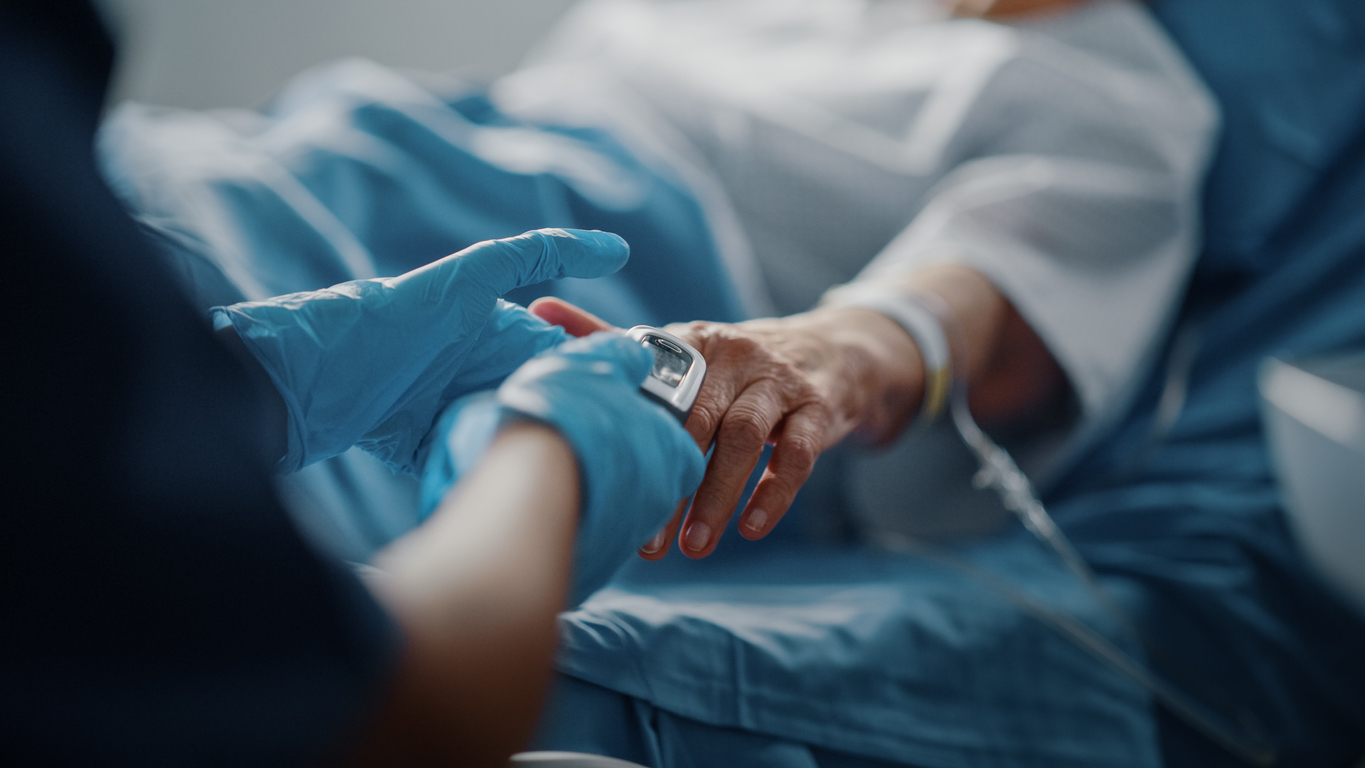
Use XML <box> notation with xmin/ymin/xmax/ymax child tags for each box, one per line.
<box><xmin>626</xmin><ymin>326</ymin><xmax>706</xmax><ymax>424</ymax></box>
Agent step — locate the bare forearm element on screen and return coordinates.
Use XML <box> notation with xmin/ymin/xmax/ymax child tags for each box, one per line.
<box><xmin>896</xmin><ymin>264</ymin><xmax>1067</xmax><ymax>423</ymax></box>
<box><xmin>347</xmin><ymin>423</ymin><xmax>580</xmax><ymax>767</ymax></box>
<box><xmin>820</xmin><ymin>263</ymin><xmax>1066</xmax><ymax>440</ymax></box>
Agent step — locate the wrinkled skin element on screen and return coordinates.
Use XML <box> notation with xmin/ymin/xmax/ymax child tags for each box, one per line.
<box><xmin>646</xmin><ymin>310</ymin><xmax>924</xmax><ymax>558</ymax></box>
<box><xmin>531</xmin><ymin>264</ymin><xmax>1066</xmax><ymax>560</ymax></box>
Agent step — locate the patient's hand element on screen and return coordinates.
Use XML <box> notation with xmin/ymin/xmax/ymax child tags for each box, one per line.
<box><xmin>531</xmin><ymin>298</ymin><xmax>925</xmax><ymax>559</ymax></box>
<box><xmin>532</xmin><ymin>264</ymin><xmax>1067</xmax><ymax>560</ymax></box>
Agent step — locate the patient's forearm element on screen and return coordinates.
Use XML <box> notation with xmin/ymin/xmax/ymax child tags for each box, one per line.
<box><xmin>640</xmin><ymin>264</ymin><xmax>1062</xmax><ymax>556</ymax></box>
<box><xmin>820</xmin><ymin>263</ymin><xmax>1066</xmax><ymax>442</ymax></box>
<box><xmin>347</xmin><ymin>423</ymin><xmax>580</xmax><ymax>767</ymax></box>
<box><xmin>895</xmin><ymin>264</ymin><xmax>1067</xmax><ymax>424</ymax></box>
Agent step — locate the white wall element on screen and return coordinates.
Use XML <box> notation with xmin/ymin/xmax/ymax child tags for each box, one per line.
<box><xmin>100</xmin><ymin>0</ymin><xmax>576</xmax><ymax>109</ymax></box>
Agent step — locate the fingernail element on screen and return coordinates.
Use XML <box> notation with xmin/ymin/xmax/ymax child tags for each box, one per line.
<box><xmin>683</xmin><ymin>522</ymin><xmax>712</xmax><ymax>552</ymax></box>
<box><xmin>744</xmin><ymin>508</ymin><xmax>768</xmax><ymax>533</ymax></box>
<box><xmin>642</xmin><ymin>530</ymin><xmax>669</xmax><ymax>554</ymax></box>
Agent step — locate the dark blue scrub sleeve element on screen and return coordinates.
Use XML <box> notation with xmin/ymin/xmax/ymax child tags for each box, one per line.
<box><xmin>0</xmin><ymin>2</ymin><xmax>399</xmax><ymax>765</ymax></box>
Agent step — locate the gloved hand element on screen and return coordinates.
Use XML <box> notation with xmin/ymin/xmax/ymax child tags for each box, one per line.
<box><xmin>421</xmin><ymin>332</ymin><xmax>707</xmax><ymax>605</ymax></box>
<box><xmin>210</xmin><ymin>229</ymin><xmax>629</xmax><ymax>474</ymax></box>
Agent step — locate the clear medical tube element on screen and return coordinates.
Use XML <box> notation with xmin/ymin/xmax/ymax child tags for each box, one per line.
<box><xmin>886</xmin><ymin>292</ymin><xmax>1278</xmax><ymax>766</ymax></box>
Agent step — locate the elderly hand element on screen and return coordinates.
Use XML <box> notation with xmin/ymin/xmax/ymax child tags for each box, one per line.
<box><xmin>656</xmin><ymin>310</ymin><xmax>930</xmax><ymax>557</ymax></box>
<box><xmin>531</xmin><ymin>263</ymin><xmax>1068</xmax><ymax>559</ymax></box>
<box><xmin>531</xmin><ymin>298</ymin><xmax>927</xmax><ymax>559</ymax></box>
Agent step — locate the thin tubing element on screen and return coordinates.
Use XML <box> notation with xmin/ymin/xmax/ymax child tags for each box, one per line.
<box><xmin>898</xmin><ymin>291</ymin><xmax>1277</xmax><ymax>765</ymax></box>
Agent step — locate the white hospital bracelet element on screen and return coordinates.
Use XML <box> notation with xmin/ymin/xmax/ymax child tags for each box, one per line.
<box><xmin>821</xmin><ymin>284</ymin><xmax>951</xmax><ymax>426</ymax></box>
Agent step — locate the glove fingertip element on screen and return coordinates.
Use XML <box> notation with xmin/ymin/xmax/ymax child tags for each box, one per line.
<box><xmin>552</xmin><ymin>229</ymin><xmax>631</xmax><ymax>280</ymax></box>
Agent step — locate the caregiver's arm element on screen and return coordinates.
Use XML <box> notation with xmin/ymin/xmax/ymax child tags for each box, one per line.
<box><xmin>215</xmin><ymin>332</ymin><xmax>581</xmax><ymax>763</ymax></box>
<box><xmin>343</xmin><ymin>332</ymin><xmax>704</xmax><ymax>765</ymax></box>
<box><xmin>346</xmin><ymin>422</ymin><xmax>580</xmax><ymax>768</ymax></box>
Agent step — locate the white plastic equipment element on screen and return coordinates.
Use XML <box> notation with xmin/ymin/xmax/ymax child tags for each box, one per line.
<box><xmin>1259</xmin><ymin>353</ymin><xmax>1365</xmax><ymax>617</ymax></box>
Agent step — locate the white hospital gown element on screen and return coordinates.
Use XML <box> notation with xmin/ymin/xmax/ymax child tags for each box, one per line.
<box><xmin>493</xmin><ymin>0</ymin><xmax>1218</xmax><ymax>530</ymax></box>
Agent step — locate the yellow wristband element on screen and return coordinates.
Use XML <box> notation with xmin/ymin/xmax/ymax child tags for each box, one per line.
<box><xmin>821</xmin><ymin>283</ymin><xmax>952</xmax><ymax>426</ymax></box>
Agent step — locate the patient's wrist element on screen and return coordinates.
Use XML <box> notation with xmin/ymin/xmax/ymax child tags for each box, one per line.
<box><xmin>805</xmin><ymin>304</ymin><xmax>927</xmax><ymax>445</ymax></box>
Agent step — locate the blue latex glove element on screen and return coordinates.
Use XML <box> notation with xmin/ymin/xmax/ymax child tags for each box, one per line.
<box><xmin>421</xmin><ymin>332</ymin><xmax>707</xmax><ymax>605</ymax></box>
<box><xmin>210</xmin><ymin>229</ymin><xmax>629</xmax><ymax>473</ymax></box>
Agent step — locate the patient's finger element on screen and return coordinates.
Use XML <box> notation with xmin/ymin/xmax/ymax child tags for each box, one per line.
<box><xmin>675</xmin><ymin>326</ymin><xmax>769</xmax><ymax>452</ymax></box>
<box><xmin>680</xmin><ymin>360</ymin><xmax>738</xmax><ymax>453</ymax></box>
<box><xmin>528</xmin><ymin>297</ymin><xmax>616</xmax><ymax>337</ymax></box>
<box><xmin>739</xmin><ymin>405</ymin><xmax>825</xmax><ymax>539</ymax></box>
<box><xmin>639</xmin><ymin>502</ymin><xmax>687</xmax><ymax>561</ymax></box>
<box><xmin>680</xmin><ymin>384</ymin><xmax>783</xmax><ymax>558</ymax></box>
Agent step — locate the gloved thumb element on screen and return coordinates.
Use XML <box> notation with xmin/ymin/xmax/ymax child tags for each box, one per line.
<box><xmin>397</xmin><ymin>228</ymin><xmax>630</xmax><ymax>303</ymax></box>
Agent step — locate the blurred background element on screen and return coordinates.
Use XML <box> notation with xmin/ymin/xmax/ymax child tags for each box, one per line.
<box><xmin>97</xmin><ymin>0</ymin><xmax>577</xmax><ymax>109</ymax></box>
